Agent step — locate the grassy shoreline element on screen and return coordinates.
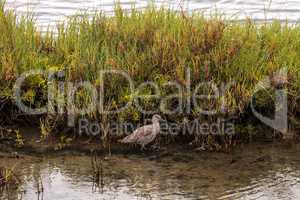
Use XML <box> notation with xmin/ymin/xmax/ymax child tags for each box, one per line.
<box><xmin>1</xmin><ymin>2</ymin><xmax>300</xmax><ymax>150</ymax></box>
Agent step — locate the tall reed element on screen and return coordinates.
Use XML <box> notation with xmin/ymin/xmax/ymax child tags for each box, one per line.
<box><xmin>0</xmin><ymin>1</ymin><xmax>300</xmax><ymax>144</ymax></box>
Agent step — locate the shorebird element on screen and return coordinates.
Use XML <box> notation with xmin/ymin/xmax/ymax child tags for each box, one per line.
<box><xmin>119</xmin><ymin>114</ymin><xmax>162</xmax><ymax>150</ymax></box>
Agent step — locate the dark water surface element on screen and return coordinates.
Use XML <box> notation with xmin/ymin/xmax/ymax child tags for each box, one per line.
<box><xmin>5</xmin><ymin>0</ymin><xmax>300</xmax><ymax>30</ymax></box>
<box><xmin>1</xmin><ymin>143</ymin><xmax>300</xmax><ymax>200</ymax></box>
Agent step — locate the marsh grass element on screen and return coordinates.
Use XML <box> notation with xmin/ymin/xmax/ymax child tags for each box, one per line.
<box><xmin>1</xmin><ymin>1</ymin><xmax>300</xmax><ymax>147</ymax></box>
<box><xmin>0</xmin><ymin>166</ymin><xmax>19</xmax><ymax>189</ymax></box>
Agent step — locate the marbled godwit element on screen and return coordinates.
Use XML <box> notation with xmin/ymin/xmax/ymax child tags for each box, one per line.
<box><xmin>119</xmin><ymin>114</ymin><xmax>162</xmax><ymax>150</ymax></box>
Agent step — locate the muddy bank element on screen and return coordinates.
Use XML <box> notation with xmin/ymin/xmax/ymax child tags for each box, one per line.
<box><xmin>0</xmin><ymin>124</ymin><xmax>298</xmax><ymax>157</ymax></box>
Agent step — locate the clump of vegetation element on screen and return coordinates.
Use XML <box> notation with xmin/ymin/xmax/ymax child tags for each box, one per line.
<box><xmin>0</xmin><ymin>127</ymin><xmax>24</xmax><ymax>147</ymax></box>
<box><xmin>14</xmin><ymin>129</ymin><xmax>24</xmax><ymax>147</ymax></box>
<box><xmin>0</xmin><ymin>166</ymin><xmax>19</xmax><ymax>189</ymax></box>
<box><xmin>0</xmin><ymin>1</ymin><xmax>300</xmax><ymax>148</ymax></box>
<box><xmin>91</xmin><ymin>152</ymin><xmax>104</xmax><ymax>190</ymax></box>
<box><xmin>54</xmin><ymin>135</ymin><xmax>73</xmax><ymax>150</ymax></box>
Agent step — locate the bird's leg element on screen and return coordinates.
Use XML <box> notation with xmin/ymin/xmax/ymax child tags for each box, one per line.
<box><xmin>140</xmin><ymin>145</ymin><xmax>147</xmax><ymax>151</ymax></box>
<box><xmin>151</xmin><ymin>138</ymin><xmax>160</xmax><ymax>151</ymax></box>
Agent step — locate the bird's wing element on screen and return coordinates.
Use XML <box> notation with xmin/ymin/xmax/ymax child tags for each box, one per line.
<box><xmin>135</xmin><ymin>125</ymin><xmax>154</xmax><ymax>137</ymax></box>
<box><xmin>136</xmin><ymin>125</ymin><xmax>156</xmax><ymax>145</ymax></box>
<box><xmin>119</xmin><ymin>125</ymin><xmax>153</xmax><ymax>143</ymax></box>
<box><xmin>119</xmin><ymin>132</ymin><xmax>137</xmax><ymax>143</ymax></box>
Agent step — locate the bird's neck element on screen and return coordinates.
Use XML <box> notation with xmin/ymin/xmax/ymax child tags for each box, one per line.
<box><xmin>152</xmin><ymin>120</ymin><xmax>160</xmax><ymax>131</ymax></box>
<box><xmin>152</xmin><ymin>119</ymin><xmax>160</xmax><ymax>125</ymax></box>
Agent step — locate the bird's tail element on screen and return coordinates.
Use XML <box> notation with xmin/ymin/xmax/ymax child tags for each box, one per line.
<box><xmin>118</xmin><ymin>137</ymin><xmax>128</xmax><ymax>143</ymax></box>
<box><xmin>118</xmin><ymin>139</ymin><xmax>125</xmax><ymax>143</ymax></box>
<box><xmin>118</xmin><ymin>135</ymin><xmax>133</xmax><ymax>144</ymax></box>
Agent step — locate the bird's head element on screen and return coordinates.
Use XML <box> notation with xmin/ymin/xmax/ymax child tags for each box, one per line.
<box><xmin>152</xmin><ymin>114</ymin><xmax>162</xmax><ymax>123</ymax></box>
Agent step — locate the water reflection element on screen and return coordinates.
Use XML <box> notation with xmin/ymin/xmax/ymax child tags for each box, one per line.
<box><xmin>1</xmin><ymin>144</ymin><xmax>300</xmax><ymax>199</ymax></box>
<box><xmin>5</xmin><ymin>0</ymin><xmax>300</xmax><ymax>30</ymax></box>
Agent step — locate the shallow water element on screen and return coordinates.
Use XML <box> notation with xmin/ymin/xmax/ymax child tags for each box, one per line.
<box><xmin>1</xmin><ymin>144</ymin><xmax>300</xmax><ymax>200</ymax></box>
<box><xmin>5</xmin><ymin>0</ymin><xmax>300</xmax><ymax>30</ymax></box>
